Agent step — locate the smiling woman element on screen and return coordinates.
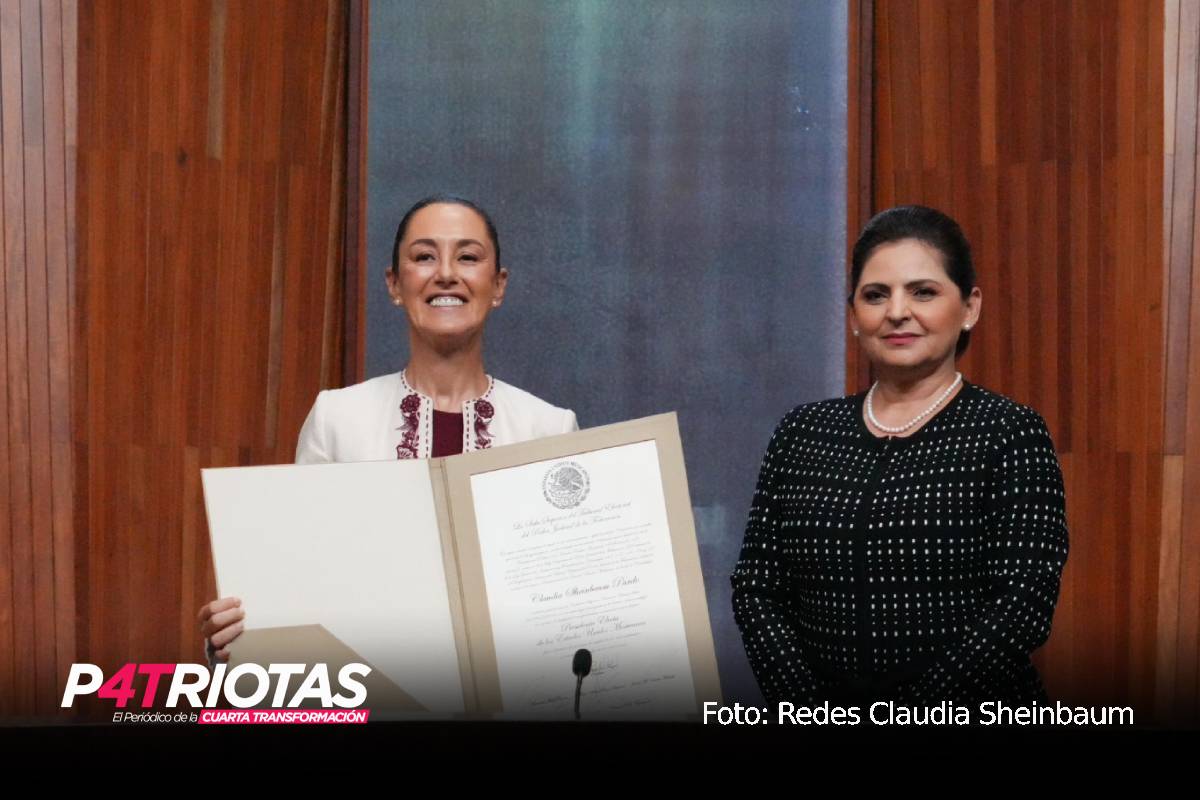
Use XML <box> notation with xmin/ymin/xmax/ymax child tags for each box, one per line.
<box><xmin>386</xmin><ymin>196</ymin><xmax>508</xmax><ymax>358</ymax></box>
<box><xmin>197</xmin><ymin>195</ymin><xmax>579</xmax><ymax>661</ymax></box>
<box><xmin>731</xmin><ymin>205</ymin><xmax>1070</xmax><ymax>707</ymax></box>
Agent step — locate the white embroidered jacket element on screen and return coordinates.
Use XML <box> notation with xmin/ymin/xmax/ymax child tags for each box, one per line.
<box><xmin>295</xmin><ymin>371</ymin><xmax>578</xmax><ymax>464</ymax></box>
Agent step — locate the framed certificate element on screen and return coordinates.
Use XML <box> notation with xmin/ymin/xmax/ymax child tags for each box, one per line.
<box><xmin>202</xmin><ymin>413</ymin><xmax>721</xmax><ymax>719</ymax></box>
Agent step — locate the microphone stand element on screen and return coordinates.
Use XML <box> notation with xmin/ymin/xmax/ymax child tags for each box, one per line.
<box><xmin>572</xmin><ymin>648</ymin><xmax>592</xmax><ymax>721</ymax></box>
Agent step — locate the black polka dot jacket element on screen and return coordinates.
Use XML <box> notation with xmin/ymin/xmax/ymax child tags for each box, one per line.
<box><xmin>731</xmin><ymin>382</ymin><xmax>1069</xmax><ymax>705</ymax></box>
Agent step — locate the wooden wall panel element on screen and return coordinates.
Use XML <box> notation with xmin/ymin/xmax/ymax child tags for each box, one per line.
<box><xmin>69</xmin><ymin>0</ymin><xmax>348</xmax><ymax>711</ymax></box>
<box><xmin>0</xmin><ymin>0</ymin><xmax>77</xmax><ymax>717</ymax></box>
<box><xmin>848</xmin><ymin>0</ymin><xmax>873</xmax><ymax>391</ymax></box>
<box><xmin>854</xmin><ymin>0</ymin><xmax>1172</xmax><ymax>718</ymax></box>
<box><xmin>1162</xmin><ymin>0</ymin><xmax>1200</xmax><ymax>725</ymax></box>
<box><xmin>344</xmin><ymin>0</ymin><xmax>366</xmax><ymax>387</ymax></box>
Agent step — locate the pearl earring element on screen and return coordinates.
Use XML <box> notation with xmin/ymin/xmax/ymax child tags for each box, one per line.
<box><xmin>963</xmin><ymin>324</ymin><xmax>971</xmax><ymax>331</ymax></box>
<box><xmin>852</xmin><ymin>329</ymin><xmax>859</xmax><ymax>337</ymax></box>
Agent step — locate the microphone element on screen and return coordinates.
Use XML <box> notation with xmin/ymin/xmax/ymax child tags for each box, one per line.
<box><xmin>572</xmin><ymin>648</ymin><xmax>592</xmax><ymax>720</ymax></box>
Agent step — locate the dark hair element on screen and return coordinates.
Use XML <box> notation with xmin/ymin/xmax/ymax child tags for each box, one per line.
<box><xmin>390</xmin><ymin>194</ymin><xmax>502</xmax><ymax>271</ymax></box>
<box><xmin>849</xmin><ymin>204</ymin><xmax>977</xmax><ymax>356</ymax></box>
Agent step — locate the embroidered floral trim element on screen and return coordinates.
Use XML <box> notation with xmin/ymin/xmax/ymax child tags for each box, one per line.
<box><xmin>474</xmin><ymin>398</ymin><xmax>494</xmax><ymax>450</ymax></box>
<box><xmin>396</xmin><ymin>392</ymin><xmax>421</xmax><ymax>460</ymax></box>
<box><xmin>396</xmin><ymin>370</ymin><xmax>496</xmax><ymax>458</ymax></box>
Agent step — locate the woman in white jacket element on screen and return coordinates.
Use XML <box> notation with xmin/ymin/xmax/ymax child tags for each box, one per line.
<box><xmin>198</xmin><ymin>195</ymin><xmax>578</xmax><ymax>660</ymax></box>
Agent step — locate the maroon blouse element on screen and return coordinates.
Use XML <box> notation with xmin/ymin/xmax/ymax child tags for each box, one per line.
<box><xmin>431</xmin><ymin>410</ymin><xmax>465</xmax><ymax>458</ymax></box>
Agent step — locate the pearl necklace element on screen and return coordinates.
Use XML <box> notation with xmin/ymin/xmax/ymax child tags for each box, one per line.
<box><xmin>866</xmin><ymin>372</ymin><xmax>963</xmax><ymax>434</ymax></box>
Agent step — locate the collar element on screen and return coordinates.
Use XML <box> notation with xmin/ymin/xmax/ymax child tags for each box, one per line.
<box><xmin>394</xmin><ymin>370</ymin><xmax>496</xmax><ymax>459</ymax></box>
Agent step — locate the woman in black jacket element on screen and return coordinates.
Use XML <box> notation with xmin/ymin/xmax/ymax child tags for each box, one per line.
<box><xmin>731</xmin><ymin>205</ymin><xmax>1068</xmax><ymax>706</ymax></box>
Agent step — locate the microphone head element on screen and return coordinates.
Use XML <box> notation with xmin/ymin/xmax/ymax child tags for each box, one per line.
<box><xmin>572</xmin><ymin>648</ymin><xmax>592</xmax><ymax>678</ymax></box>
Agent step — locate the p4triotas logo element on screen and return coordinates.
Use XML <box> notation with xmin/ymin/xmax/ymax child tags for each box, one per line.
<box><xmin>61</xmin><ymin>662</ymin><xmax>373</xmax><ymax>724</ymax></box>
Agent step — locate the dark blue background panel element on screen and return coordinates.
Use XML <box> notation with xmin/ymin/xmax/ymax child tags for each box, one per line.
<box><xmin>367</xmin><ymin>0</ymin><xmax>847</xmax><ymax>704</ymax></box>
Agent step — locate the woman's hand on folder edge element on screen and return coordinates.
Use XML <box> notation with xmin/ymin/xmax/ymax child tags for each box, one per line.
<box><xmin>198</xmin><ymin>597</ymin><xmax>245</xmax><ymax>662</ymax></box>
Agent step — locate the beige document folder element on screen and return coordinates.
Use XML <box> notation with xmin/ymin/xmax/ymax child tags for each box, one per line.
<box><xmin>230</xmin><ymin>625</ymin><xmax>424</xmax><ymax>712</ymax></box>
<box><xmin>203</xmin><ymin>413</ymin><xmax>721</xmax><ymax>719</ymax></box>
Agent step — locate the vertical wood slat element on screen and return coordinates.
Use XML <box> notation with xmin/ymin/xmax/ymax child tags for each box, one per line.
<box><xmin>1160</xmin><ymin>0</ymin><xmax>1200</xmax><ymax>725</ymax></box>
<box><xmin>319</xmin><ymin>0</ymin><xmax>346</xmax><ymax>393</ymax></box>
<box><xmin>1157</xmin><ymin>454</ymin><xmax>1184</xmax><ymax>720</ymax></box>
<box><xmin>19</xmin><ymin>0</ymin><xmax>60</xmax><ymax>715</ymax></box>
<box><xmin>1164</xmin><ymin>0</ymin><xmax>1179</xmax><ymax>347</ymax></box>
<box><xmin>1</xmin><ymin>0</ymin><xmax>37</xmax><ymax>716</ymax></box>
<box><xmin>40</xmin><ymin>0</ymin><xmax>77</xmax><ymax>713</ymax></box>
<box><xmin>846</xmin><ymin>0</ymin><xmax>874</xmax><ymax>394</ymax></box>
<box><xmin>1175</xmin><ymin>183</ymin><xmax>1200</xmax><ymax>717</ymax></box>
<box><xmin>1138</xmin><ymin>0</ymin><xmax>1166</xmax><ymax>716</ymax></box>
<box><xmin>856</xmin><ymin>0</ymin><xmax>1171</xmax><ymax>718</ymax></box>
<box><xmin>1168</xmin><ymin>1</ymin><xmax>1200</xmax><ymax>455</ymax></box>
<box><xmin>344</xmin><ymin>0</ymin><xmax>367</xmax><ymax>388</ymax></box>
<box><xmin>0</xmin><ymin>0</ymin><xmax>76</xmax><ymax>715</ymax></box>
<box><xmin>0</xmin><ymin>0</ymin><xmax>18</xmax><ymax>716</ymax></box>
<box><xmin>847</xmin><ymin>0</ymin><xmax>863</xmax><ymax>391</ymax></box>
